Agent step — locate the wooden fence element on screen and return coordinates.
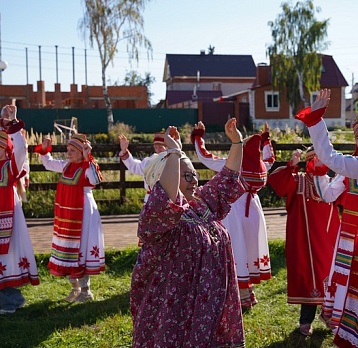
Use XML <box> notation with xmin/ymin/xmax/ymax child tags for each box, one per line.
<box><xmin>27</xmin><ymin>142</ymin><xmax>355</xmax><ymax>202</ymax></box>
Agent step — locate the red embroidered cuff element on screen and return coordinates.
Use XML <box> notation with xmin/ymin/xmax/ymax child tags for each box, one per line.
<box><xmin>294</xmin><ymin>107</ymin><xmax>326</xmax><ymax>127</ymax></box>
<box><xmin>190</xmin><ymin>128</ymin><xmax>205</xmax><ymax>144</ymax></box>
<box><xmin>119</xmin><ymin>150</ymin><xmax>129</xmax><ymax>160</ymax></box>
<box><xmin>261</xmin><ymin>132</ymin><xmax>270</xmax><ymax>145</ymax></box>
<box><xmin>5</xmin><ymin>119</ymin><xmax>25</xmax><ymax>134</ymax></box>
<box><xmin>34</xmin><ymin>143</ymin><xmax>52</xmax><ymax>155</ymax></box>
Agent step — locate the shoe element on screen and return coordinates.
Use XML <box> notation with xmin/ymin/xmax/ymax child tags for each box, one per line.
<box><xmin>319</xmin><ymin>313</ymin><xmax>331</xmax><ymax>329</ymax></box>
<box><xmin>250</xmin><ymin>292</ymin><xmax>258</xmax><ymax>306</ymax></box>
<box><xmin>64</xmin><ymin>288</ymin><xmax>81</xmax><ymax>302</ymax></box>
<box><xmin>241</xmin><ymin>299</ymin><xmax>253</xmax><ymax>311</ymax></box>
<box><xmin>74</xmin><ymin>291</ymin><xmax>94</xmax><ymax>303</ymax></box>
<box><xmin>0</xmin><ymin>308</ymin><xmax>16</xmax><ymax>314</ymax></box>
<box><xmin>300</xmin><ymin>323</ymin><xmax>313</xmax><ymax>336</ymax></box>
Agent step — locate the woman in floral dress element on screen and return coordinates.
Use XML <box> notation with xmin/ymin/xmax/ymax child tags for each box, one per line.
<box><xmin>131</xmin><ymin>118</ymin><xmax>246</xmax><ymax>347</ymax></box>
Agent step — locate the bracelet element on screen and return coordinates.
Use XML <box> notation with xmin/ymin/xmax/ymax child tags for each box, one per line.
<box><xmin>232</xmin><ymin>140</ymin><xmax>243</xmax><ymax>144</ymax></box>
<box><xmin>166</xmin><ymin>148</ymin><xmax>182</xmax><ymax>157</ymax></box>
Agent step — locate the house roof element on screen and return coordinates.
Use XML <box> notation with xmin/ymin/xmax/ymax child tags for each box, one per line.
<box><xmin>251</xmin><ymin>54</ymin><xmax>348</xmax><ymax>89</ymax></box>
<box><xmin>164</xmin><ymin>53</ymin><xmax>256</xmax><ymax>81</ymax></box>
<box><xmin>166</xmin><ymin>90</ymin><xmax>223</xmax><ymax>106</ymax></box>
<box><xmin>320</xmin><ymin>55</ymin><xmax>348</xmax><ymax>87</ymax></box>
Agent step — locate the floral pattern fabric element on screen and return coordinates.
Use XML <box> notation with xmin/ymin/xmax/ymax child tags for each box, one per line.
<box><xmin>131</xmin><ymin>167</ymin><xmax>246</xmax><ymax>347</ymax></box>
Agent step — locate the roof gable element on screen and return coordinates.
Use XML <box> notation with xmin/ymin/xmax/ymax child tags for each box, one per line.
<box><xmin>164</xmin><ymin>54</ymin><xmax>256</xmax><ymax>81</ymax></box>
<box><xmin>251</xmin><ymin>54</ymin><xmax>348</xmax><ymax>89</ymax></box>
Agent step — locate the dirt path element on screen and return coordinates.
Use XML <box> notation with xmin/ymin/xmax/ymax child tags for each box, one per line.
<box><xmin>27</xmin><ymin>208</ymin><xmax>287</xmax><ymax>254</ymax></box>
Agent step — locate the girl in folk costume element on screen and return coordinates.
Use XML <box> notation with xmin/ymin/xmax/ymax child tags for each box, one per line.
<box><xmin>0</xmin><ymin>105</ymin><xmax>39</xmax><ymax>314</ymax></box>
<box><xmin>35</xmin><ymin>133</ymin><xmax>104</xmax><ymax>303</ymax></box>
<box><xmin>191</xmin><ymin>121</ymin><xmax>275</xmax><ymax>310</ymax></box>
<box><xmin>267</xmin><ymin>146</ymin><xmax>340</xmax><ymax>336</ymax></box>
<box><xmin>295</xmin><ymin>88</ymin><xmax>358</xmax><ymax>347</ymax></box>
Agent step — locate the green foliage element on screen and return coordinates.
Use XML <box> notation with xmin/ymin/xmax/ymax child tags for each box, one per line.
<box><xmin>123</xmin><ymin>71</ymin><xmax>156</xmax><ymax>107</ymax></box>
<box><xmin>108</xmin><ymin>122</ymin><xmax>136</xmax><ymax>143</ymax></box>
<box><xmin>79</xmin><ymin>0</ymin><xmax>153</xmax><ymax>129</ymax></box>
<box><xmin>93</xmin><ymin>133</ymin><xmax>110</xmax><ymax>144</ymax></box>
<box><xmin>0</xmin><ymin>242</ymin><xmax>336</xmax><ymax>347</ymax></box>
<box><xmin>267</xmin><ymin>0</ymin><xmax>330</xmax><ymax>112</ymax></box>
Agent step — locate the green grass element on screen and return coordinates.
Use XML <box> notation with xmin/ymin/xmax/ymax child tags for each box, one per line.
<box><xmin>0</xmin><ymin>241</ymin><xmax>336</xmax><ymax>348</ymax></box>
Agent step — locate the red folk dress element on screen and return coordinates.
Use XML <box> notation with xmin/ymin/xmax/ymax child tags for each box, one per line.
<box><xmin>268</xmin><ymin>163</ymin><xmax>340</xmax><ymax>305</ymax></box>
<box><xmin>0</xmin><ymin>131</ymin><xmax>39</xmax><ymax>289</ymax></box>
<box><xmin>39</xmin><ymin>153</ymin><xmax>105</xmax><ymax>278</ymax></box>
<box><xmin>193</xmin><ymin>131</ymin><xmax>275</xmax><ymax>289</ymax></box>
<box><xmin>131</xmin><ymin>167</ymin><xmax>246</xmax><ymax>347</ymax></box>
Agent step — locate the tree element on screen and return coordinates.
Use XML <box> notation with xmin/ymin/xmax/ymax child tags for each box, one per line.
<box><xmin>207</xmin><ymin>45</ymin><xmax>215</xmax><ymax>55</ymax></box>
<box><xmin>266</xmin><ymin>1</ymin><xmax>329</xmax><ymax>113</ymax></box>
<box><xmin>79</xmin><ymin>0</ymin><xmax>153</xmax><ymax>131</ymax></box>
<box><xmin>123</xmin><ymin>70</ymin><xmax>155</xmax><ymax>107</ymax></box>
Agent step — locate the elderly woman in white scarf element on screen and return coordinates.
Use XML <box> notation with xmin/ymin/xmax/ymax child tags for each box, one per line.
<box><xmin>130</xmin><ymin>118</ymin><xmax>247</xmax><ymax>347</ymax></box>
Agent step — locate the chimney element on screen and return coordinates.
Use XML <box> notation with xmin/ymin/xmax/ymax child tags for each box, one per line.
<box><xmin>200</xmin><ymin>50</ymin><xmax>205</xmax><ymax>56</ymax></box>
<box><xmin>256</xmin><ymin>63</ymin><xmax>270</xmax><ymax>86</ymax></box>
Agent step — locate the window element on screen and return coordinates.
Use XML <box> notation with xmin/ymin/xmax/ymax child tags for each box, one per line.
<box><xmin>310</xmin><ymin>92</ymin><xmax>319</xmax><ymax>106</ymax></box>
<box><xmin>265</xmin><ymin>91</ymin><xmax>280</xmax><ymax>111</ymax></box>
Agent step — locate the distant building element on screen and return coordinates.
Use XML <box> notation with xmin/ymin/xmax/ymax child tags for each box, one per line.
<box><xmin>0</xmin><ymin>82</ymin><xmax>148</xmax><ymax>109</ymax></box>
<box><xmin>163</xmin><ymin>52</ymin><xmax>348</xmax><ymax>130</ymax></box>
<box><xmin>250</xmin><ymin>55</ymin><xmax>348</xmax><ymax>130</ymax></box>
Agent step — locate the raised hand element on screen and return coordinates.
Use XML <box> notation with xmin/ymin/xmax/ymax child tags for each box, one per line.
<box><xmin>83</xmin><ymin>141</ymin><xmax>92</xmax><ymax>161</ymax></box>
<box><xmin>195</xmin><ymin>121</ymin><xmax>205</xmax><ymax>131</ymax></box>
<box><xmin>118</xmin><ymin>134</ymin><xmax>129</xmax><ymax>153</ymax></box>
<box><xmin>164</xmin><ymin>126</ymin><xmax>181</xmax><ymax>150</ymax></box>
<box><xmin>42</xmin><ymin>136</ymin><xmax>52</xmax><ymax>152</ymax></box>
<box><xmin>291</xmin><ymin>149</ymin><xmax>302</xmax><ymax>166</ymax></box>
<box><xmin>295</xmin><ymin>89</ymin><xmax>331</xmax><ymax>127</ymax></box>
<box><xmin>225</xmin><ymin>118</ymin><xmax>242</xmax><ymax>143</ymax></box>
<box><xmin>311</xmin><ymin>89</ymin><xmax>331</xmax><ymax>112</ymax></box>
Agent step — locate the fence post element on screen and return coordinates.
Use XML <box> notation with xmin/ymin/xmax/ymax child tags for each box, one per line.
<box><xmin>119</xmin><ymin>161</ymin><xmax>127</xmax><ymax>203</ymax></box>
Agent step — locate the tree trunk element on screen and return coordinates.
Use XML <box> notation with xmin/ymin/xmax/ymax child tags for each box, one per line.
<box><xmin>297</xmin><ymin>71</ymin><xmax>308</xmax><ymax>107</ymax></box>
<box><xmin>102</xmin><ymin>67</ymin><xmax>114</xmax><ymax>132</ymax></box>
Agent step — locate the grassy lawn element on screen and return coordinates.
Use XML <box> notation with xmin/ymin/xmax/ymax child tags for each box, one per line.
<box><xmin>0</xmin><ymin>241</ymin><xmax>336</xmax><ymax>348</ymax></box>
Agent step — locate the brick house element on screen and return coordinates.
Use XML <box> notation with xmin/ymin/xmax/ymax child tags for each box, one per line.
<box><xmin>250</xmin><ymin>54</ymin><xmax>348</xmax><ymax>130</ymax></box>
<box><xmin>0</xmin><ymin>82</ymin><xmax>148</xmax><ymax>109</ymax></box>
<box><xmin>163</xmin><ymin>52</ymin><xmax>256</xmax><ymax>129</ymax></box>
<box><xmin>164</xmin><ymin>52</ymin><xmax>348</xmax><ymax>131</ymax></box>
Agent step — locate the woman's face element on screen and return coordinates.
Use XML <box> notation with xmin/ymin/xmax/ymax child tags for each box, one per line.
<box><xmin>67</xmin><ymin>145</ymin><xmax>83</xmax><ymax>163</ymax></box>
<box><xmin>179</xmin><ymin>158</ymin><xmax>198</xmax><ymax>201</ymax></box>
<box><xmin>153</xmin><ymin>143</ymin><xmax>166</xmax><ymax>154</ymax></box>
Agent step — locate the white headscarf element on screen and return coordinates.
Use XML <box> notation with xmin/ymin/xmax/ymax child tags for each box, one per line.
<box><xmin>143</xmin><ymin>150</ymin><xmax>188</xmax><ymax>190</ymax></box>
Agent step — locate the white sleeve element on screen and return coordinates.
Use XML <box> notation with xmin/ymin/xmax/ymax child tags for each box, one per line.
<box><xmin>313</xmin><ymin>174</ymin><xmax>346</xmax><ymax>203</ymax></box>
<box><xmin>194</xmin><ymin>140</ymin><xmax>226</xmax><ymax>172</ymax></box>
<box><xmin>262</xmin><ymin>142</ymin><xmax>275</xmax><ymax>171</ymax></box>
<box><xmin>122</xmin><ymin>153</ymin><xmax>148</xmax><ymax>176</ymax></box>
<box><xmin>41</xmin><ymin>153</ymin><xmax>68</xmax><ymax>173</ymax></box>
<box><xmin>85</xmin><ymin>162</ymin><xmax>102</xmax><ymax>186</ymax></box>
<box><xmin>11</xmin><ymin>131</ymin><xmax>27</xmax><ymax>176</ymax></box>
<box><xmin>309</xmin><ymin>120</ymin><xmax>358</xmax><ymax>179</ymax></box>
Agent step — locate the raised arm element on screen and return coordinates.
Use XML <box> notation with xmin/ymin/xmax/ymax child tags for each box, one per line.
<box><xmin>159</xmin><ymin>126</ymin><xmax>182</xmax><ymax>202</ymax></box>
<box><xmin>224</xmin><ymin>118</ymin><xmax>243</xmax><ymax>173</ymax></box>
<box><xmin>191</xmin><ymin>121</ymin><xmax>226</xmax><ymax>172</ymax></box>
<box><xmin>295</xmin><ymin>89</ymin><xmax>358</xmax><ymax>179</ymax></box>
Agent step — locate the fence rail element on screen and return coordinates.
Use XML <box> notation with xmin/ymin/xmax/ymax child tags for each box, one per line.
<box><xmin>27</xmin><ymin>142</ymin><xmax>354</xmax><ymax>202</ymax></box>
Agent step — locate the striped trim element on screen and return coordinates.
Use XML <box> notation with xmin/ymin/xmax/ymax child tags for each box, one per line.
<box><xmin>58</xmin><ymin>164</ymin><xmax>83</xmax><ymax>185</ymax></box>
<box><xmin>0</xmin><ymin>162</ymin><xmax>9</xmax><ymax>186</ymax></box>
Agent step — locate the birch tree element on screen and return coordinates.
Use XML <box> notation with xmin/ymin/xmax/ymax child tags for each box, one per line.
<box><xmin>266</xmin><ymin>1</ymin><xmax>329</xmax><ymax>113</ymax></box>
<box><xmin>79</xmin><ymin>0</ymin><xmax>152</xmax><ymax>131</ymax></box>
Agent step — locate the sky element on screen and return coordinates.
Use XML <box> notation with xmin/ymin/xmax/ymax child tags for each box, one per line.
<box><xmin>0</xmin><ymin>0</ymin><xmax>357</xmax><ymax>105</ymax></box>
